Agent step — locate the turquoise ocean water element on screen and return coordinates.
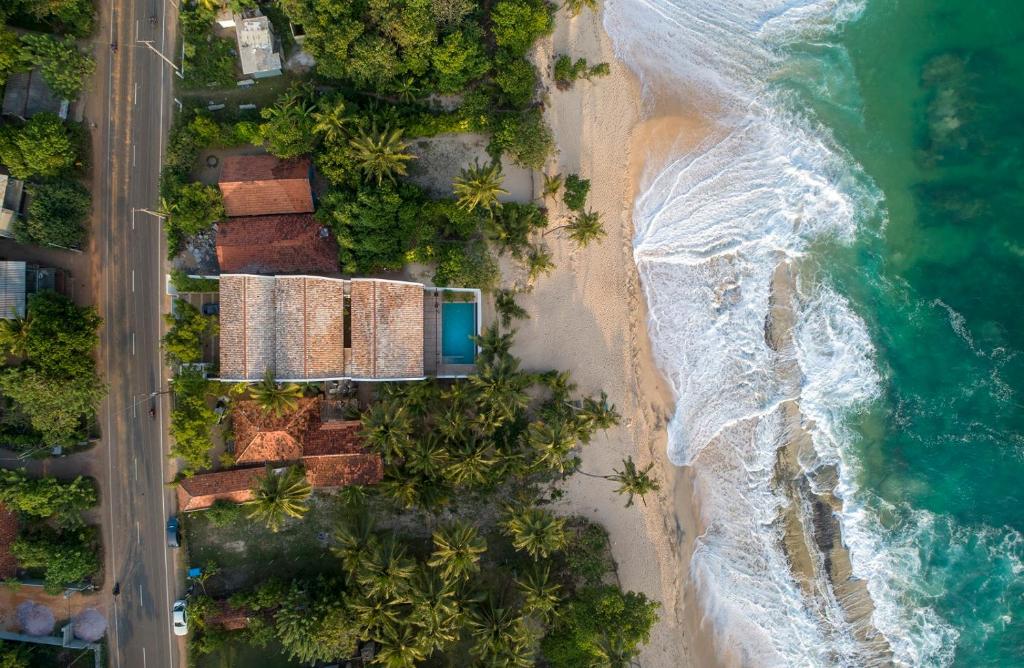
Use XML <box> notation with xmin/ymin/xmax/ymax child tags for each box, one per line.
<box><xmin>606</xmin><ymin>0</ymin><xmax>1023</xmax><ymax>664</ymax></box>
<box><xmin>816</xmin><ymin>1</ymin><xmax>1024</xmax><ymax>664</ymax></box>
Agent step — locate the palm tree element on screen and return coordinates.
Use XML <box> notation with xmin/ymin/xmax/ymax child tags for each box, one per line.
<box><xmin>444</xmin><ymin>444</ymin><xmax>494</xmax><ymax>488</ymax></box>
<box><xmin>332</xmin><ymin>513</ymin><xmax>378</xmax><ymax>576</ymax></box>
<box><xmin>393</xmin><ymin>77</ymin><xmax>422</xmax><ymax>103</ymax></box>
<box><xmin>0</xmin><ymin>312</ymin><xmax>32</xmax><ymax>358</ymax></box>
<box><xmin>360</xmin><ymin>401</ymin><xmax>414</xmax><ymax>465</ymax></box>
<box><xmin>472</xmin><ymin>323</ymin><xmax>516</xmax><ymax>362</ymax></box>
<box><xmin>526</xmin><ymin>244</ymin><xmax>555</xmax><ymax>282</ymax></box>
<box><xmin>405</xmin><ymin>436</ymin><xmax>448</xmax><ymax>478</ymax></box>
<box><xmin>546</xmin><ymin>209</ymin><xmax>606</xmax><ymax>247</ymax></box>
<box><xmin>428</xmin><ymin>522</ymin><xmax>487</xmax><ymax>582</ymax></box>
<box><xmin>527</xmin><ymin>418</ymin><xmax>578</xmax><ymax>474</ymax></box>
<box><xmin>409</xmin><ymin>570</ymin><xmax>462</xmax><ymax>653</ymax></box>
<box><xmin>569</xmin><ymin>390</ymin><xmax>621</xmax><ymax>444</ymax></box>
<box><xmin>196</xmin><ymin>0</ymin><xmax>219</xmax><ymax>11</ymax></box>
<box><xmin>311</xmin><ymin>98</ymin><xmax>349</xmax><ymax>143</ymax></box>
<box><xmin>467</xmin><ymin>354</ymin><xmax>531</xmax><ymax>428</ymax></box>
<box><xmin>350</xmin><ymin>594</ymin><xmax>402</xmax><ymax>641</ymax></box>
<box><xmin>609</xmin><ymin>457</ymin><xmax>660</xmax><ymax>507</ymax></box>
<box><xmin>249</xmin><ymin>369</ymin><xmax>303</xmax><ymax>417</ymax></box>
<box><xmin>501</xmin><ymin>506</ymin><xmax>567</xmax><ymax>559</ymax></box>
<box><xmin>542</xmin><ymin>172</ymin><xmax>563</xmax><ymax>197</ymax></box>
<box><xmin>358</xmin><ymin>537</ymin><xmax>417</xmax><ymax>601</ymax></box>
<box><xmin>467</xmin><ymin>595</ymin><xmax>533</xmax><ymax>667</ymax></box>
<box><xmin>453</xmin><ymin>160</ymin><xmax>508</xmax><ymax>212</ymax></box>
<box><xmin>375</xmin><ymin>626</ymin><xmax>429</xmax><ymax>668</ymax></box>
<box><xmin>516</xmin><ymin>564</ymin><xmax>561</xmax><ymax>622</ymax></box>
<box><xmin>245</xmin><ymin>465</ymin><xmax>312</xmax><ymax>532</ymax></box>
<box><xmin>494</xmin><ymin>289</ymin><xmax>529</xmax><ymax>328</ymax></box>
<box><xmin>348</xmin><ymin>124</ymin><xmax>415</xmax><ymax>185</ymax></box>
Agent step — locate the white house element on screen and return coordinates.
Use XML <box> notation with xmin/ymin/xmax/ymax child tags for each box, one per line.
<box><xmin>235</xmin><ymin>14</ymin><xmax>283</xmax><ymax>79</ymax></box>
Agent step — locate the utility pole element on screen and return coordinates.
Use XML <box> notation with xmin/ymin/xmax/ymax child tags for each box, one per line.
<box><xmin>136</xmin><ymin>39</ymin><xmax>184</xmax><ymax>79</ymax></box>
<box><xmin>133</xmin><ymin>207</ymin><xmax>166</xmax><ymax>220</ymax></box>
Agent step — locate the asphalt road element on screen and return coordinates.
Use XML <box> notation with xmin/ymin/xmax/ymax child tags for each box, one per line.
<box><xmin>94</xmin><ymin>0</ymin><xmax>182</xmax><ymax>665</ymax></box>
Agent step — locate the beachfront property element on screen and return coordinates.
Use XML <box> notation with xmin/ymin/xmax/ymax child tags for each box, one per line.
<box><xmin>218</xmin><ymin>275</ymin><xmax>481</xmax><ymax>382</ymax></box>
<box><xmin>177</xmin><ymin>397</ymin><xmax>383</xmax><ymax>511</ymax></box>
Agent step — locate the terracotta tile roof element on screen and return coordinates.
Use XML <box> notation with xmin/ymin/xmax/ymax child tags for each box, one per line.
<box><xmin>219</xmin><ymin>156</ymin><xmax>314</xmax><ymax>218</ymax></box>
<box><xmin>303</xmin><ymin>419</ymin><xmax>365</xmax><ymax>456</ymax></box>
<box><xmin>301</xmin><ymin>453</ymin><xmax>383</xmax><ymax>488</ymax></box>
<box><xmin>176</xmin><ymin>468</ymin><xmax>262</xmax><ymax>512</ymax></box>
<box><xmin>231</xmin><ymin>398</ymin><xmax>319</xmax><ymax>464</ymax></box>
<box><xmin>0</xmin><ymin>503</ymin><xmax>18</xmax><ymax>579</ymax></box>
<box><xmin>216</xmin><ymin>215</ymin><xmax>339</xmax><ymax>275</ymax></box>
<box><xmin>219</xmin><ymin>274</ymin><xmax>346</xmax><ymax>382</ymax></box>
<box><xmin>349</xmin><ymin>279</ymin><xmax>425</xmax><ymax>380</ymax></box>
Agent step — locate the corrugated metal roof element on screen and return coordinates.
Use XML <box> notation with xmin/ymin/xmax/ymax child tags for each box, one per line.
<box><xmin>0</xmin><ymin>261</ymin><xmax>26</xmax><ymax>319</ymax></box>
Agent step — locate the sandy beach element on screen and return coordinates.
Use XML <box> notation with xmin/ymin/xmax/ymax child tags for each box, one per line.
<box><xmin>502</xmin><ymin>6</ymin><xmax>720</xmax><ymax>666</ymax></box>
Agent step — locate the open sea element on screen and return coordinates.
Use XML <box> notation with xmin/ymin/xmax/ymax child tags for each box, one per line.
<box><xmin>606</xmin><ymin>0</ymin><xmax>1024</xmax><ymax>665</ymax></box>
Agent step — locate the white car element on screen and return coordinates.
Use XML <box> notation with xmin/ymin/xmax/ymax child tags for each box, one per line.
<box><xmin>171</xmin><ymin>600</ymin><xmax>188</xmax><ymax>636</ymax></box>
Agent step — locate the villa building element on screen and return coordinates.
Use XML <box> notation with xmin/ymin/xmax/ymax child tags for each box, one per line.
<box><xmin>216</xmin><ymin>214</ymin><xmax>338</xmax><ymax>275</ymax></box>
<box><xmin>218</xmin><ymin>275</ymin><xmax>480</xmax><ymax>382</ymax></box>
<box><xmin>218</xmin><ymin>155</ymin><xmax>314</xmax><ymax>218</ymax></box>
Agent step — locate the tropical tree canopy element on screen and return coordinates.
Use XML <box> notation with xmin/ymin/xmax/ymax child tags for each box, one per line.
<box><xmin>246</xmin><ymin>465</ymin><xmax>313</xmax><ymax>532</ymax></box>
<box><xmin>453</xmin><ymin>160</ymin><xmax>507</xmax><ymax>212</ymax></box>
<box><xmin>348</xmin><ymin>124</ymin><xmax>415</xmax><ymax>186</ymax></box>
<box><xmin>249</xmin><ymin>369</ymin><xmax>303</xmax><ymax>417</ymax></box>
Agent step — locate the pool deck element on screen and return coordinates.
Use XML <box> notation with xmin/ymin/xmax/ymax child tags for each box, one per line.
<box><xmin>424</xmin><ymin>288</ymin><xmax>478</xmax><ymax>378</ymax></box>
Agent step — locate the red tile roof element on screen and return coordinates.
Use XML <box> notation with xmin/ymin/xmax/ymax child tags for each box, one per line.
<box><xmin>232</xmin><ymin>398</ymin><xmax>319</xmax><ymax>464</ymax></box>
<box><xmin>0</xmin><ymin>503</ymin><xmax>18</xmax><ymax>579</ymax></box>
<box><xmin>219</xmin><ymin>155</ymin><xmax>314</xmax><ymax>217</ymax></box>
<box><xmin>216</xmin><ymin>215</ymin><xmax>339</xmax><ymax>275</ymax></box>
<box><xmin>301</xmin><ymin>453</ymin><xmax>383</xmax><ymax>488</ymax></box>
<box><xmin>176</xmin><ymin>468</ymin><xmax>262</xmax><ymax>512</ymax></box>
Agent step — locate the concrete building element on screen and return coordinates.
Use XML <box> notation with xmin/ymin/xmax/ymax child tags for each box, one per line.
<box><xmin>235</xmin><ymin>13</ymin><xmax>283</xmax><ymax>79</ymax></box>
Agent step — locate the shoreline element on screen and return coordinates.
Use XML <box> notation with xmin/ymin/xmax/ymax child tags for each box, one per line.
<box><xmin>509</xmin><ymin>6</ymin><xmax>718</xmax><ymax>666</ymax></box>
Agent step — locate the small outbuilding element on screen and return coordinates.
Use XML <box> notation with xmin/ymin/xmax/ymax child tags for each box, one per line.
<box><xmin>235</xmin><ymin>13</ymin><xmax>283</xmax><ymax>79</ymax></box>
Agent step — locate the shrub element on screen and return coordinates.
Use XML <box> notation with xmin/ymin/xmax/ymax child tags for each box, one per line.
<box><xmin>165</xmin><ymin>182</ymin><xmax>225</xmax><ymax>248</ymax></box>
<box><xmin>553</xmin><ymin>55</ymin><xmax>609</xmax><ymax>90</ymax></box>
<box><xmin>11</xmin><ymin>528</ymin><xmax>100</xmax><ymax>594</ymax></box>
<box><xmin>562</xmin><ymin>173</ymin><xmax>590</xmax><ymax>211</ymax></box>
<box><xmin>17</xmin><ymin>0</ymin><xmax>95</xmax><ymax>36</ymax></box>
<box><xmin>563</xmin><ymin>518</ymin><xmax>611</xmax><ymax>586</ymax></box>
<box><xmin>432</xmin><ymin>240</ymin><xmax>499</xmax><ymax>291</ymax></box>
<box><xmin>19</xmin><ymin>179</ymin><xmax>91</xmax><ymax>249</ymax></box>
<box><xmin>491</xmin><ymin>0</ymin><xmax>554</xmax><ymax>57</ymax></box>
<box><xmin>494</xmin><ymin>55</ymin><xmax>537</xmax><ymax>107</ymax></box>
<box><xmin>180</xmin><ymin>4</ymin><xmax>236</xmax><ymax>88</ymax></box>
<box><xmin>0</xmin><ymin>27</ymin><xmax>20</xmax><ymax>88</ymax></box>
<box><xmin>204</xmin><ymin>499</ymin><xmax>247</xmax><ymax>527</ymax></box>
<box><xmin>170</xmin><ymin>270</ymin><xmax>220</xmax><ymax>294</ymax></box>
<box><xmin>491</xmin><ymin>108</ymin><xmax>554</xmax><ymax>169</ymax></box>
<box><xmin>0</xmin><ymin>114</ymin><xmax>81</xmax><ymax>179</ymax></box>
<box><xmin>163</xmin><ymin>299</ymin><xmax>217</xmax><ymax>365</ymax></box>
<box><xmin>0</xmin><ymin>470</ymin><xmax>97</xmax><ymax>521</ymax></box>
<box><xmin>18</xmin><ymin>34</ymin><xmax>95</xmax><ymax>100</ymax></box>
<box><xmin>169</xmin><ymin>367</ymin><xmax>217</xmax><ymax>474</ymax></box>
<box><xmin>541</xmin><ymin>585</ymin><xmax>659</xmax><ymax>668</ymax></box>
<box><xmin>431</xmin><ymin>28</ymin><xmax>490</xmax><ymax>94</ymax></box>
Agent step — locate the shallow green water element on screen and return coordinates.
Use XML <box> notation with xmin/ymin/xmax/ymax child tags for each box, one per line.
<box><xmin>805</xmin><ymin>1</ymin><xmax>1024</xmax><ymax>664</ymax></box>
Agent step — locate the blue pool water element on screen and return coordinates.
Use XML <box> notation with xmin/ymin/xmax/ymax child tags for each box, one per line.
<box><xmin>441</xmin><ymin>302</ymin><xmax>476</xmax><ymax>364</ymax></box>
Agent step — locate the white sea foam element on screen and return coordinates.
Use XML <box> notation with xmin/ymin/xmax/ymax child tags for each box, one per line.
<box><xmin>605</xmin><ymin>0</ymin><xmax>957</xmax><ymax>664</ymax></box>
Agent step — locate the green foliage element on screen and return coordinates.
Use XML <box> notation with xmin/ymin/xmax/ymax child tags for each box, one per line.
<box><xmin>501</xmin><ymin>506</ymin><xmax>567</xmax><ymax>559</ymax></box>
<box><xmin>259</xmin><ymin>88</ymin><xmax>317</xmax><ymax>158</ymax></box>
<box><xmin>495</xmin><ymin>289</ymin><xmax>529</xmax><ymax>328</ymax></box>
<box><xmin>562</xmin><ymin>173</ymin><xmax>590</xmax><ymax>211</ymax></box>
<box><xmin>11</xmin><ymin>527</ymin><xmax>100</xmax><ymax>593</ymax></box>
<box><xmin>491</xmin><ymin>108</ymin><xmax>555</xmax><ymax>169</ymax></box>
<box><xmin>562</xmin><ymin>0</ymin><xmax>598</xmax><ymax>18</ymax></box>
<box><xmin>0</xmin><ymin>292</ymin><xmax>103</xmax><ymax>446</ymax></box>
<box><xmin>564</xmin><ymin>518</ymin><xmax>611</xmax><ymax>586</ymax></box>
<box><xmin>169</xmin><ymin>270</ymin><xmax>220</xmax><ymax>294</ymax></box>
<box><xmin>553</xmin><ymin>55</ymin><xmax>609</xmax><ymax>90</ymax></box>
<box><xmin>607</xmin><ymin>456</ymin><xmax>659</xmax><ymax>507</ymax></box>
<box><xmin>248</xmin><ymin>369</ymin><xmax>303</xmax><ymax>417</ymax></box>
<box><xmin>180</xmin><ymin>3</ymin><xmax>236</xmax><ymax>88</ymax></box>
<box><xmin>318</xmin><ymin>183</ymin><xmax>426</xmax><ymax>274</ymax></box>
<box><xmin>526</xmin><ymin>243</ymin><xmax>555</xmax><ymax>282</ymax></box>
<box><xmin>348</xmin><ymin>124</ymin><xmax>416</xmax><ymax>185</ymax></box>
<box><xmin>0</xmin><ymin>27</ymin><xmax>22</xmax><ymax>88</ymax></box>
<box><xmin>494</xmin><ymin>55</ymin><xmax>538</xmax><ymax>107</ymax></box>
<box><xmin>163</xmin><ymin>299</ymin><xmax>217</xmax><ymax>365</ymax></box>
<box><xmin>0</xmin><ymin>642</ymin><xmax>29</xmax><ymax>668</ymax></box>
<box><xmin>427</xmin><ymin>522</ymin><xmax>487</xmax><ymax>582</ymax></box>
<box><xmin>431</xmin><ymin>28</ymin><xmax>489</xmax><ymax>93</ymax></box>
<box><xmin>0</xmin><ymin>113</ymin><xmax>81</xmax><ymax>179</ymax></box>
<box><xmin>274</xmin><ymin>579</ymin><xmax>360</xmax><ymax>663</ymax></box>
<box><xmin>564</xmin><ymin>209</ymin><xmax>605</xmax><ymax>247</ymax></box>
<box><xmin>169</xmin><ymin>367</ymin><xmax>217</xmax><ymax>474</ymax></box>
<box><xmin>19</xmin><ymin>179</ymin><xmax>90</xmax><ymax>248</ymax></box>
<box><xmin>15</xmin><ymin>0</ymin><xmax>95</xmax><ymax>35</ymax></box>
<box><xmin>487</xmin><ymin>201</ymin><xmax>547</xmax><ymax>256</ymax></box>
<box><xmin>491</xmin><ymin>0</ymin><xmax>554</xmax><ymax>57</ymax></box>
<box><xmin>541</xmin><ymin>586</ymin><xmax>659</xmax><ymax>668</ymax></box>
<box><xmin>164</xmin><ymin>181</ymin><xmax>224</xmax><ymax>248</ymax></box>
<box><xmin>203</xmin><ymin>499</ymin><xmax>247</xmax><ymax>527</ymax></box>
<box><xmin>542</xmin><ymin>172</ymin><xmax>563</xmax><ymax>197</ymax></box>
<box><xmin>18</xmin><ymin>34</ymin><xmax>94</xmax><ymax>99</ymax></box>
<box><xmin>246</xmin><ymin>465</ymin><xmax>312</xmax><ymax>532</ymax></box>
<box><xmin>432</xmin><ymin>240</ymin><xmax>499</xmax><ymax>291</ymax></box>
<box><xmin>453</xmin><ymin>160</ymin><xmax>507</xmax><ymax>212</ymax></box>
<box><xmin>0</xmin><ymin>469</ymin><xmax>97</xmax><ymax>521</ymax></box>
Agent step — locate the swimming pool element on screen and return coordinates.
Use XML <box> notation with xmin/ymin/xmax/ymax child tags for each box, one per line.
<box><xmin>441</xmin><ymin>302</ymin><xmax>477</xmax><ymax>364</ymax></box>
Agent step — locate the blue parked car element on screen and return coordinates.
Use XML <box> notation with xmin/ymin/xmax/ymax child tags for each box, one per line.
<box><xmin>166</xmin><ymin>516</ymin><xmax>181</xmax><ymax>548</ymax></box>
